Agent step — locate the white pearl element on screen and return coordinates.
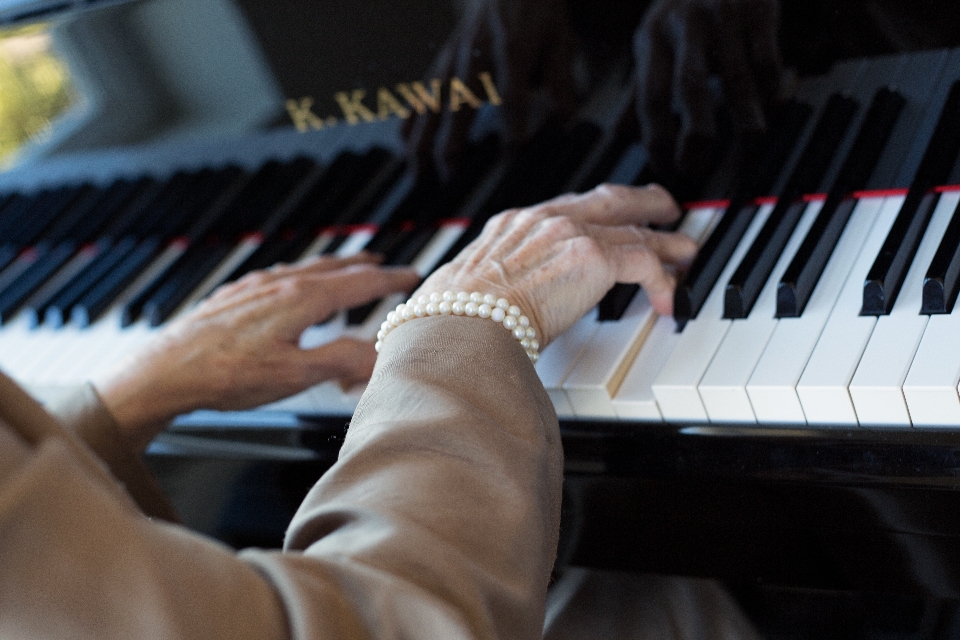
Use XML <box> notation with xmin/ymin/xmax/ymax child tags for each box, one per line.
<box><xmin>413</xmin><ymin>304</ymin><xmax>426</xmax><ymax>317</ymax></box>
<box><xmin>438</xmin><ymin>301</ymin><xmax>452</xmax><ymax>314</ymax></box>
<box><xmin>508</xmin><ymin>305</ymin><xmax>521</xmax><ymax>318</ymax></box>
<box><xmin>518</xmin><ymin>315</ymin><xmax>529</xmax><ymax>328</ymax></box>
<box><xmin>387</xmin><ymin>311</ymin><xmax>400</xmax><ymax>326</ymax></box>
<box><xmin>443</xmin><ymin>290</ymin><xmax>457</xmax><ymax>302</ymax></box>
<box><xmin>503</xmin><ymin>315</ymin><xmax>518</xmax><ymax>330</ymax></box>
<box><xmin>400</xmin><ymin>305</ymin><xmax>414</xmax><ymax>321</ymax></box>
<box><xmin>526</xmin><ymin>327</ymin><xmax>535</xmax><ymax>339</ymax></box>
<box><xmin>375</xmin><ymin>341</ymin><xmax>382</xmax><ymax>352</ymax></box>
<box><xmin>530</xmin><ymin>339</ymin><xmax>540</xmax><ymax>351</ymax></box>
<box><xmin>425</xmin><ymin>302</ymin><xmax>439</xmax><ymax>315</ymax></box>
<box><xmin>483</xmin><ymin>293</ymin><xmax>497</xmax><ymax>305</ymax></box>
<box><xmin>465</xmin><ymin>301</ymin><xmax>479</xmax><ymax>316</ymax></box>
<box><xmin>417</xmin><ymin>294</ymin><xmax>429</xmax><ymax>306</ymax></box>
<box><xmin>477</xmin><ymin>303</ymin><xmax>492</xmax><ymax>318</ymax></box>
<box><xmin>496</xmin><ymin>298</ymin><xmax>510</xmax><ymax>310</ymax></box>
<box><xmin>530</xmin><ymin>352</ymin><xmax>539</xmax><ymax>363</ymax></box>
<box><xmin>491</xmin><ymin>307</ymin><xmax>506</xmax><ymax>322</ymax></box>
<box><xmin>520</xmin><ymin>338</ymin><xmax>530</xmax><ymax>348</ymax></box>
<box><xmin>381</xmin><ymin>321</ymin><xmax>391</xmax><ymax>332</ymax></box>
<box><xmin>452</xmin><ymin>301</ymin><xmax>465</xmax><ymax>315</ymax></box>
<box><xmin>513</xmin><ymin>325</ymin><xmax>526</xmax><ymax>340</ymax></box>
<box><xmin>457</xmin><ymin>291</ymin><xmax>470</xmax><ymax>303</ymax></box>
<box><xmin>377</xmin><ymin>330</ymin><xmax>387</xmax><ymax>341</ymax></box>
<box><xmin>470</xmin><ymin>291</ymin><xmax>483</xmax><ymax>303</ymax></box>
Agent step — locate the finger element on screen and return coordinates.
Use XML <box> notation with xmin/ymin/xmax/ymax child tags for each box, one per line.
<box><xmin>290</xmin><ymin>251</ymin><xmax>382</xmax><ymax>272</ymax></box>
<box><xmin>288</xmin><ymin>265</ymin><xmax>420</xmax><ymax>328</ymax></box>
<box><xmin>716</xmin><ymin>2</ymin><xmax>766</xmax><ymax>135</ymax></box>
<box><xmin>589</xmin><ymin>224</ymin><xmax>699</xmax><ymax>266</ymax></box>
<box><xmin>670</xmin><ymin>3</ymin><xmax>716</xmax><ymax>178</ymax></box>
<box><xmin>546</xmin><ymin>183</ymin><xmax>683</xmax><ymax>227</ymax></box>
<box><xmin>611</xmin><ymin>244</ymin><xmax>679</xmax><ymax>316</ymax></box>
<box><xmin>296</xmin><ymin>337</ymin><xmax>378</xmax><ymax>389</ymax></box>
<box><xmin>633</xmin><ymin>14</ymin><xmax>678</xmax><ymax>177</ymax></box>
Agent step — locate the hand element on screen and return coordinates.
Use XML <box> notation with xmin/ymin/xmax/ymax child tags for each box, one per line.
<box><xmin>633</xmin><ymin>0</ymin><xmax>783</xmax><ymax>180</ymax></box>
<box><xmin>416</xmin><ymin>183</ymin><xmax>697</xmax><ymax>348</ymax></box>
<box><xmin>404</xmin><ymin>0</ymin><xmax>580</xmax><ymax>177</ymax></box>
<box><xmin>94</xmin><ymin>254</ymin><xmax>419</xmax><ymax>451</ymax></box>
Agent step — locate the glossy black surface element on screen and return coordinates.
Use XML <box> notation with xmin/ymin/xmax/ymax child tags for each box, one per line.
<box><xmin>145</xmin><ymin>415</ymin><xmax>960</xmax><ymax>601</ymax></box>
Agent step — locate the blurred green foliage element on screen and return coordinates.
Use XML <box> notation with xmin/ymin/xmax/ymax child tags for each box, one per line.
<box><xmin>0</xmin><ymin>23</ymin><xmax>75</xmax><ymax>168</ymax></box>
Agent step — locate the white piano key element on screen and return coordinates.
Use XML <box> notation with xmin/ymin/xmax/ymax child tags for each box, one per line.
<box><xmin>903</xmin><ymin>301</ymin><xmax>960</xmax><ymax>427</ymax></box>
<box><xmin>562</xmin><ymin>207</ymin><xmax>718</xmax><ymax>418</ymax></box>
<box><xmin>334</xmin><ymin>225</ymin><xmax>377</xmax><ymax>257</ymax></box>
<box><xmin>298</xmin><ymin>229</ymin><xmax>337</xmax><ymax>260</ymax></box>
<box><xmin>698</xmin><ymin>199</ymin><xmax>823</xmax><ymax>422</ymax></box>
<box><xmin>653</xmin><ymin>202</ymin><xmax>775</xmax><ymax>421</ymax></box>
<box><xmin>611</xmin><ymin>316</ymin><xmax>678</xmax><ymax>420</ymax></box>
<box><xmin>796</xmin><ymin>195</ymin><xmax>906</xmax><ymax>424</ymax></box>
<box><xmin>562</xmin><ymin>292</ymin><xmax>656</xmax><ymax>418</ymax></box>
<box><xmin>746</xmin><ymin>196</ymin><xmax>886</xmax><ymax>423</ymax></box>
<box><xmin>536</xmin><ymin>310</ymin><xmax>599</xmax><ymax>419</ymax></box>
<box><xmin>849</xmin><ymin>190</ymin><xmax>960</xmax><ymax>426</ymax></box>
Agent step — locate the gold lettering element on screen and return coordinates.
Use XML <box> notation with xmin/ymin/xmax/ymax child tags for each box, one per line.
<box><xmin>477</xmin><ymin>72</ymin><xmax>502</xmax><ymax>106</ymax></box>
<box><xmin>376</xmin><ymin>87</ymin><xmax>411</xmax><ymax>120</ymax></box>
<box><xmin>448</xmin><ymin>77</ymin><xmax>482</xmax><ymax>112</ymax></box>
<box><xmin>395</xmin><ymin>79</ymin><xmax>443</xmax><ymax>115</ymax></box>
<box><xmin>335</xmin><ymin>90</ymin><xmax>377</xmax><ymax>124</ymax></box>
<box><xmin>285</xmin><ymin>98</ymin><xmax>325</xmax><ymax>132</ymax></box>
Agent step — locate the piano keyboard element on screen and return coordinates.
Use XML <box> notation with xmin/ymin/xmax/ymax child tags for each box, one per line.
<box><xmin>4</xmin><ymin>48</ymin><xmax>960</xmax><ymax>430</ymax></box>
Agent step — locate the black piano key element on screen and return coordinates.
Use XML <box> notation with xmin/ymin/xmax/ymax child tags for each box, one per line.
<box><xmin>20</xmin><ymin>179</ymin><xmax>157</xmax><ymax>322</ymax></box>
<box><xmin>862</xmin><ymin>80</ymin><xmax>960</xmax><ymax>316</ymax></box>
<box><xmin>44</xmin><ymin>237</ymin><xmax>136</xmax><ymax>327</ymax></box>
<box><xmin>0</xmin><ymin>241</ymin><xmax>76</xmax><ymax>323</ymax></box>
<box><xmin>724</xmin><ymin>93</ymin><xmax>858</xmax><ymax>319</ymax></box>
<box><xmin>673</xmin><ymin>99</ymin><xmax>813</xmax><ymax>326</ymax></box>
<box><xmin>921</xmin><ymin>195</ymin><xmax>960</xmax><ymax>314</ymax></box>
<box><xmin>598</xmin><ymin>283</ymin><xmax>641</xmax><ymax>322</ymax></box>
<box><xmin>142</xmin><ymin>243</ymin><xmax>233</xmax><ymax>327</ymax></box>
<box><xmin>119</xmin><ymin>167</ymin><xmax>249</xmax><ymax>325</ymax></box>
<box><xmin>72</xmin><ymin>237</ymin><xmax>163</xmax><ymax>326</ymax></box>
<box><xmin>777</xmin><ymin>87</ymin><xmax>906</xmax><ymax>317</ymax></box>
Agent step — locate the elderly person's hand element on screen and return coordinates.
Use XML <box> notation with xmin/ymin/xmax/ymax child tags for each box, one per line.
<box><xmin>94</xmin><ymin>253</ymin><xmax>419</xmax><ymax>451</ymax></box>
<box><xmin>404</xmin><ymin>0</ymin><xmax>580</xmax><ymax>178</ymax></box>
<box><xmin>634</xmin><ymin>0</ymin><xmax>783</xmax><ymax>181</ymax></box>
<box><xmin>416</xmin><ymin>183</ymin><xmax>697</xmax><ymax>349</ymax></box>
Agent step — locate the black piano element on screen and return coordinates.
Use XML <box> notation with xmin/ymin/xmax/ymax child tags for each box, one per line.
<box><xmin>3</xmin><ymin>0</ymin><xmax>960</xmax><ymax>635</ymax></box>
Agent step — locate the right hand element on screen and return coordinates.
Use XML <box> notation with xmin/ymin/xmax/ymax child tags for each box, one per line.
<box><xmin>633</xmin><ymin>0</ymin><xmax>784</xmax><ymax>181</ymax></box>
<box><xmin>416</xmin><ymin>183</ymin><xmax>698</xmax><ymax>348</ymax></box>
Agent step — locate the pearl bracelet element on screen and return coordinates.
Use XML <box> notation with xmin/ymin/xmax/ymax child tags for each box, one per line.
<box><xmin>375</xmin><ymin>291</ymin><xmax>540</xmax><ymax>362</ymax></box>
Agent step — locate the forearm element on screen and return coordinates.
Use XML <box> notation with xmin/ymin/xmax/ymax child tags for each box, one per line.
<box><xmin>247</xmin><ymin>316</ymin><xmax>563</xmax><ymax>639</ymax></box>
<box><xmin>49</xmin><ymin>382</ymin><xmax>179</xmax><ymax>522</ymax></box>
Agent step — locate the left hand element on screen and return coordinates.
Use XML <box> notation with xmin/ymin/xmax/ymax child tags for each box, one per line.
<box><xmin>94</xmin><ymin>253</ymin><xmax>419</xmax><ymax>451</ymax></box>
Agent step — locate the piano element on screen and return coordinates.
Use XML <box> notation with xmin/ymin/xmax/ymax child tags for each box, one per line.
<box><xmin>3</xmin><ymin>0</ymin><xmax>960</xmax><ymax>633</ymax></box>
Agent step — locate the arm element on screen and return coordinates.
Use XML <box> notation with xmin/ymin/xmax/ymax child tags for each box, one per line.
<box><xmin>0</xmin><ymin>184</ymin><xmax>695</xmax><ymax>638</ymax></box>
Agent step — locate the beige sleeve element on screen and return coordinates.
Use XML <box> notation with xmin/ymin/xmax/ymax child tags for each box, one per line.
<box><xmin>0</xmin><ymin>315</ymin><xmax>562</xmax><ymax>640</ymax></box>
<box><xmin>49</xmin><ymin>383</ymin><xmax>180</xmax><ymax>522</ymax></box>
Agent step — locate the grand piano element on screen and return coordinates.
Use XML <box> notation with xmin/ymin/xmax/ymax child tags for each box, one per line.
<box><xmin>3</xmin><ymin>0</ymin><xmax>960</xmax><ymax>634</ymax></box>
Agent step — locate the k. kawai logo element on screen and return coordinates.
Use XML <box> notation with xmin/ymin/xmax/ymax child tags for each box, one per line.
<box><xmin>285</xmin><ymin>72</ymin><xmax>502</xmax><ymax>132</ymax></box>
